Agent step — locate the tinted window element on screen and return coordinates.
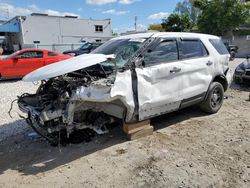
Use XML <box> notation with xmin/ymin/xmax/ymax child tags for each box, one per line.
<box><xmin>181</xmin><ymin>40</ymin><xmax>208</xmax><ymax>59</ymax></box>
<box><xmin>19</xmin><ymin>51</ymin><xmax>43</xmax><ymax>58</ymax></box>
<box><xmin>209</xmin><ymin>39</ymin><xmax>229</xmax><ymax>55</ymax></box>
<box><xmin>48</xmin><ymin>51</ymin><xmax>58</xmax><ymax>56</ymax></box>
<box><xmin>144</xmin><ymin>40</ymin><xmax>178</xmax><ymax>65</ymax></box>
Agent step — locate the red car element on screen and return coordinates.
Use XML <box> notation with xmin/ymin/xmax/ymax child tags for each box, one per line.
<box><xmin>0</xmin><ymin>48</ymin><xmax>73</xmax><ymax>79</ymax></box>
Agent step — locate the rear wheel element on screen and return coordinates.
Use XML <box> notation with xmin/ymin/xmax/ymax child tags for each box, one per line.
<box><xmin>200</xmin><ymin>82</ymin><xmax>224</xmax><ymax>114</ymax></box>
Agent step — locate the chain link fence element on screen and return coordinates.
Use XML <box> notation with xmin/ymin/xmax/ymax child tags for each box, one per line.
<box><xmin>23</xmin><ymin>43</ymin><xmax>83</xmax><ymax>53</ymax></box>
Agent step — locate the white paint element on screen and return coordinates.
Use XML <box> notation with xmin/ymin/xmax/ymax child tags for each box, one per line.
<box><xmin>180</xmin><ymin>56</ymin><xmax>213</xmax><ymax>99</ymax></box>
<box><xmin>136</xmin><ymin>63</ymin><xmax>183</xmax><ymax>120</ymax></box>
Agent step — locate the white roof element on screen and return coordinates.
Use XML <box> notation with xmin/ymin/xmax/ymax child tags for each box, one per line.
<box><xmin>113</xmin><ymin>32</ymin><xmax>219</xmax><ymax>40</ymax></box>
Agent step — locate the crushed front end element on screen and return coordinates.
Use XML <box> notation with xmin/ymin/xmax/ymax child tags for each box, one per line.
<box><xmin>18</xmin><ymin>66</ymin><xmax>126</xmax><ymax>145</ymax></box>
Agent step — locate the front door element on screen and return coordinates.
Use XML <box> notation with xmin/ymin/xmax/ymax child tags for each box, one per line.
<box><xmin>13</xmin><ymin>50</ymin><xmax>44</xmax><ymax>77</ymax></box>
<box><xmin>136</xmin><ymin>38</ymin><xmax>184</xmax><ymax>121</ymax></box>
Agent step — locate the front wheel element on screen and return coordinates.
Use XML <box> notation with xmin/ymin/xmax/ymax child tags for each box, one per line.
<box><xmin>200</xmin><ymin>82</ymin><xmax>224</xmax><ymax>114</ymax></box>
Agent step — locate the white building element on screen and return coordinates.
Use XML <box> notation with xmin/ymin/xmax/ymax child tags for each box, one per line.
<box><xmin>0</xmin><ymin>13</ymin><xmax>113</xmax><ymax>52</ymax></box>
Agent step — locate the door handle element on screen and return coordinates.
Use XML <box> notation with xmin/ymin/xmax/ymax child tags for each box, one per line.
<box><xmin>170</xmin><ymin>67</ymin><xmax>181</xmax><ymax>73</ymax></box>
<box><xmin>206</xmin><ymin>61</ymin><xmax>213</xmax><ymax>66</ymax></box>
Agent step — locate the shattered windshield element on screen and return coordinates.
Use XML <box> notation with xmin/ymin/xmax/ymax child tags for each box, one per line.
<box><xmin>91</xmin><ymin>38</ymin><xmax>146</xmax><ymax>68</ymax></box>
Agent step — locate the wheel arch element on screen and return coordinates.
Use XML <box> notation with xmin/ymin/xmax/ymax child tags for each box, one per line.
<box><xmin>212</xmin><ymin>75</ymin><xmax>228</xmax><ymax>92</ymax></box>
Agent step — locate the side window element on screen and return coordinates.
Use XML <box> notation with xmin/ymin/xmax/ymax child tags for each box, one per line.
<box><xmin>19</xmin><ymin>51</ymin><xmax>43</xmax><ymax>59</ymax></box>
<box><xmin>48</xmin><ymin>51</ymin><xmax>58</xmax><ymax>56</ymax></box>
<box><xmin>209</xmin><ymin>39</ymin><xmax>229</xmax><ymax>55</ymax></box>
<box><xmin>144</xmin><ymin>40</ymin><xmax>178</xmax><ymax>65</ymax></box>
<box><xmin>181</xmin><ymin>40</ymin><xmax>208</xmax><ymax>59</ymax></box>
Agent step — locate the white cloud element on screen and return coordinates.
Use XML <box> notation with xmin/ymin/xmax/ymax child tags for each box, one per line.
<box><xmin>86</xmin><ymin>0</ymin><xmax>140</xmax><ymax>5</ymax></box>
<box><xmin>0</xmin><ymin>3</ymin><xmax>79</xmax><ymax>19</ymax></box>
<box><xmin>118</xmin><ymin>0</ymin><xmax>140</xmax><ymax>4</ymax></box>
<box><xmin>102</xmin><ymin>9</ymin><xmax>129</xmax><ymax>15</ymax></box>
<box><xmin>137</xmin><ymin>24</ymin><xmax>147</xmax><ymax>31</ymax></box>
<box><xmin>86</xmin><ymin>0</ymin><xmax>117</xmax><ymax>5</ymax></box>
<box><xmin>148</xmin><ymin>12</ymin><xmax>170</xmax><ymax>20</ymax></box>
<box><xmin>113</xmin><ymin>23</ymin><xmax>147</xmax><ymax>34</ymax></box>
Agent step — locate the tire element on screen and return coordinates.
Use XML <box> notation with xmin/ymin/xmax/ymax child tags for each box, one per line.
<box><xmin>200</xmin><ymin>82</ymin><xmax>224</xmax><ymax>114</ymax></box>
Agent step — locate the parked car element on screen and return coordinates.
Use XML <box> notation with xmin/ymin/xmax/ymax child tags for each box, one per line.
<box><xmin>63</xmin><ymin>42</ymin><xmax>102</xmax><ymax>56</ymax></box>
<box><xmin>224</xmin><ymin>42</ymin><xmax>238</xmax><ymax>60</ymax></box>
<box><xmin>233</xmin><ymin>55</ymin><xmax>250</xmax><ymax>84</ymax></box>
<box><xmin>18</xmin><ymin>32</ymin><xmax>231</xmax><ymax>145</ymax></box>
<box><xmin>0</xmin><ymin>49</ymin><xmax>73</xmax><ymax>79</ymax></box>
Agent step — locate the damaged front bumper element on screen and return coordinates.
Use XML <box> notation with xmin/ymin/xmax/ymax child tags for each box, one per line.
<box><xmin>17</xmin><ymin>70</ymin><xmax>135</xmax><ymax>145</ymax></box>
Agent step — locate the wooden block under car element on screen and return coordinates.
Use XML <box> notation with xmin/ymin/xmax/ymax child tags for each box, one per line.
<box><xmin>123</xmin><ymin>120</ymin><xmax>154</xmax><ymax>140</ymax></box>
<box><xmin>127</xmin><ymin>125</ymin><xmax>154</xmax><ymax>140</ymax></box>
<box><xmin>123</xmin><ymin>120</ymin><xmax>151</xmax><ymax>134</ymax></box>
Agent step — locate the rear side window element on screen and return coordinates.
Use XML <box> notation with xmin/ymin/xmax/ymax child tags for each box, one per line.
<box><xmin>209</xmin><ymin>39</ymin><xmax>229</xmax><ymax>55</ymax></box>
<box><xmin>144</xmin><ymin>40</ymin><xmax>178</xmax><ymax>65</ymax></box>
<box><xmin>48</xmin><ymin>51</ymin><xmax>58</xmax><ymax>56</ymax></box>
<box><xmin>19</xmin><ymin>51</ymin><xmax>43</xmax><ymax>58</ymax></box>
<box><xmin>181</xmin><ymin>39</ymin><xmax>208</xmax><ymax>59</ymax></box>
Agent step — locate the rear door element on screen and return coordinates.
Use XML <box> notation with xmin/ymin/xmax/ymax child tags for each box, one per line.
<box><xmin>136</xmin><ymin>38</ymin><xmax>184</xmax><ymax>120</ymax></box>
<box><xmin>178</xmin><ymin>38</ymin><xmax>214</xmax><ymax>101</ymax></box>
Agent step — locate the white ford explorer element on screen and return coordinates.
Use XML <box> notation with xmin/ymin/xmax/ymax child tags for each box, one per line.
<box><xmin>18</xmin><ymin>32</ymin><xmax>231</xmax><ymax>144</ymax></box>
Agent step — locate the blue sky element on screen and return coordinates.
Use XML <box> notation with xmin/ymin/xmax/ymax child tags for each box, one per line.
<box><xmin>0</xmin><ymin>0</ymin><xmax>181</xmax><ymax>33</ymax></box>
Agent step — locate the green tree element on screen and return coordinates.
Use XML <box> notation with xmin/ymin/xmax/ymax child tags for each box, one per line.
<box><xmin>148</xmin><ymin>24</ymin><xmax>164</xmax><ymax>32</ymax></box>
<box><xmin>161</xmin><ymin>13</ymin><xmax>192</xmax><ymax>32</ymax></box>
<box><xmin>193</xmin><ymin>0</ymin><xmax>250</xmax><ymax>36</ymax></box>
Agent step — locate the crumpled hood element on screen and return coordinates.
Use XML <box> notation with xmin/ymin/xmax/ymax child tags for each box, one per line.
<box><xmin>23</xmin><ymin>53</ymin><xmax>114</xmax><ymax>82</ymax></box>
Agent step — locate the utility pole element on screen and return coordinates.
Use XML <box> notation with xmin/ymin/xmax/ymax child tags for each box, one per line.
<box><xmin>134</xmin><ymin>16</ymin><xmax>137</xmax><ymax>31</ymax></box>
<box><xmin>6</xmin><ymin>8</ymin><xmax>9</xmax><ymax>20</ymax></box>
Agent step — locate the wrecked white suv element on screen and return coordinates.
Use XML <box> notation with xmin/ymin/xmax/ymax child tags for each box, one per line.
<box><xmin>18</xmin><ymin>32</ymin><xmax>231</xmax><ymax>145</ymax></box>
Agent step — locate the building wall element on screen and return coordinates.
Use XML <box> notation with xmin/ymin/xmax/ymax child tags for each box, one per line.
<box><xmin>222</xmin><ymin>35</ymin><xmax>250</xmax><ymax>58</ymax></box>
<box><xmin>21</xmin><ymin>15</ymin><xmax>112</xmax><ymax>45</ymax></box>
